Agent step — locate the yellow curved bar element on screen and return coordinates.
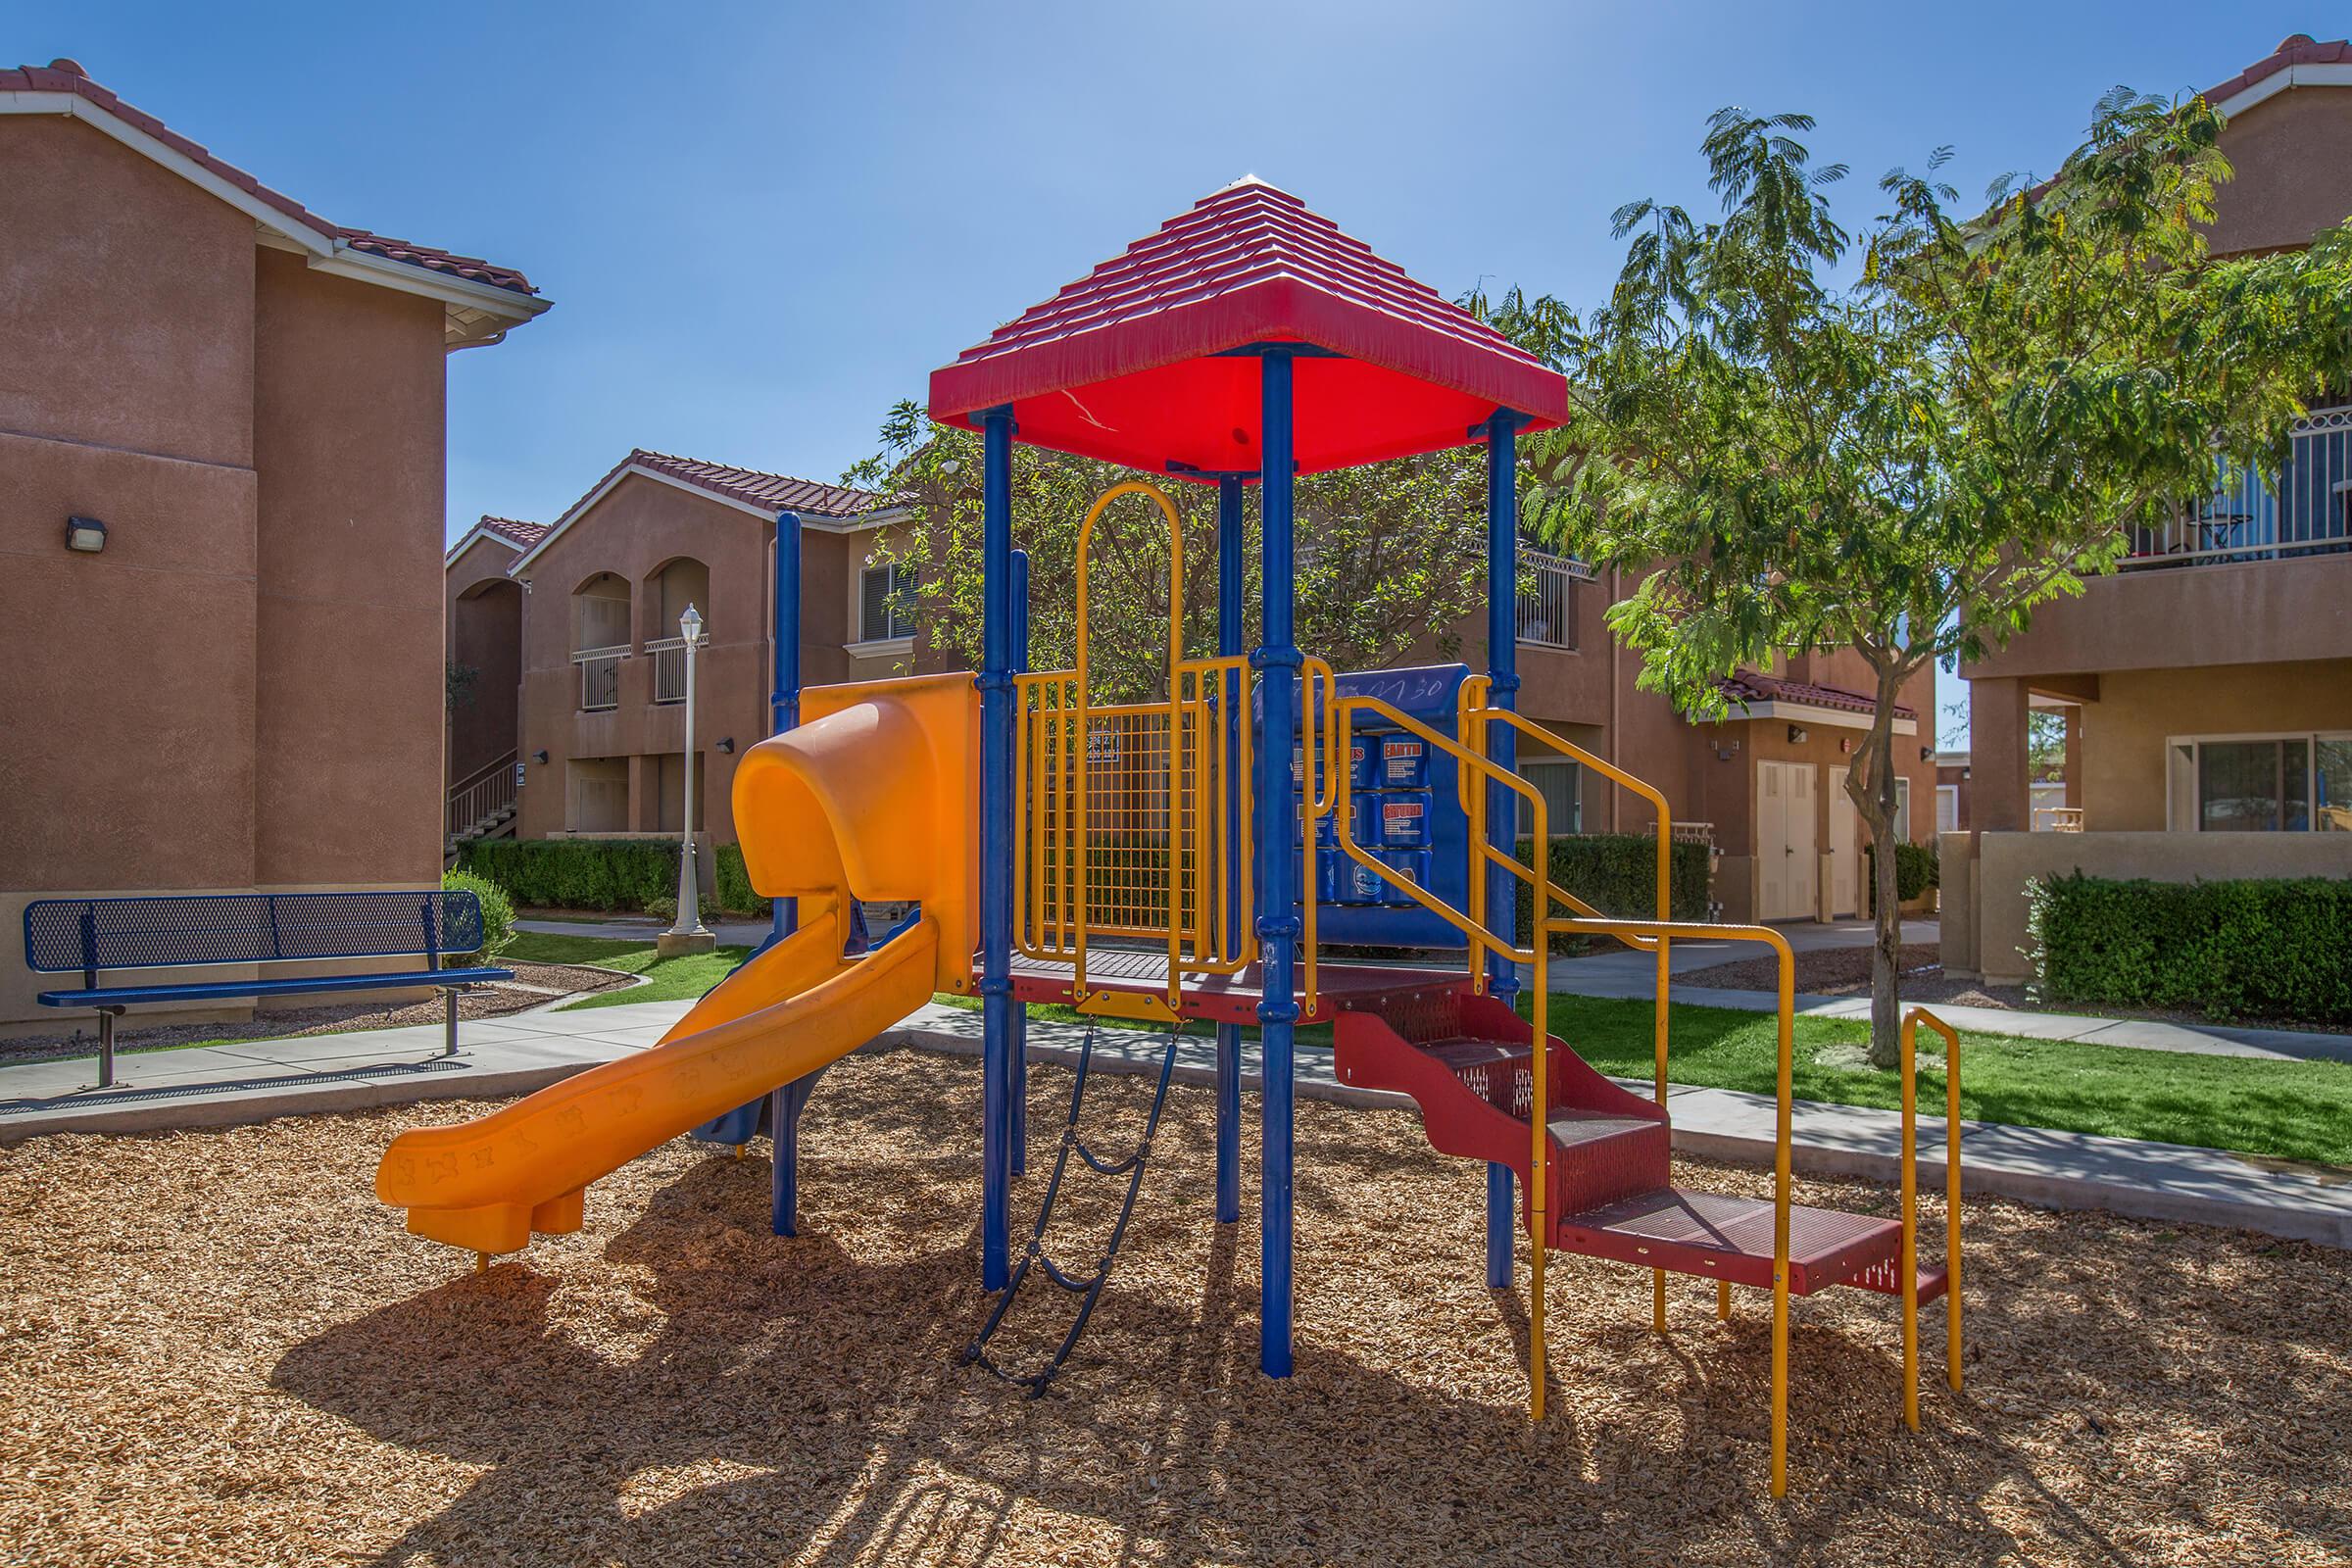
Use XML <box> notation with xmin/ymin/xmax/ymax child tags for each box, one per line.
<box><xmin>1900</xmin><ymin>1005</ymin><xmax>1965</xmax><ymax>1436</ymax></box>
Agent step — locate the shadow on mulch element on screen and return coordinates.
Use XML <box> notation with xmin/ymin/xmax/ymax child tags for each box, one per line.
<box><xmin>245</xmin><ymin>1050</ymin><xmax>2352</xmax><ymax>1567</ymax></box>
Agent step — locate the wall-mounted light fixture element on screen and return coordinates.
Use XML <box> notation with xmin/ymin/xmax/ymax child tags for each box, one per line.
<box><xmin>1787</xmin><ymin>723</ymin><xmax>1809</xmax><ymax>745</ymax></box>
<box><xmin>65</xmin><ymin>515</ymin><xmax>107</xmax><ymax>553</ymax></box>
<box><xmin>1920</xmin><ymin>745</ymin><xmax>1936</xmax><ymax>762</ymax></box>
<box><xmin>714</xmin><ymin>736</ymin><xmax>735</xmax><ymax>755</ymax></box>
<box><xmin>532</xmin><ymin>749</ymin><xmax>550</xmax><ymax>764</ymax></box>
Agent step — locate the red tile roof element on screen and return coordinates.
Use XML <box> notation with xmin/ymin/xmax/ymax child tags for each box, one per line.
<box><xmin>928</xmin><ymin>178</ymin><xmax>1570</xmax><ymax>476</ymax></box>
<box><xmin>1720</xmin><ymin>671</ymin><xmax>1915</xmax><ymax>722</ymax></box>
<box><xmin>2207</xmin><ymin>34</ymin><xmax>2352</xmax><ymax>105</ymax></box>
<box><xmin>618</xmin><ymin>450</ymin><xmax>888</xmax><ymax>519</ymax></box>
<box><xmin>478</xmin><ymin>516</ymin><xmax>548</xmax><ymax>550</ymax></box>
<box><xmin>4</xmin><ymin>58</ymin><xmax>536</xmax><ymax>297</ymax></box>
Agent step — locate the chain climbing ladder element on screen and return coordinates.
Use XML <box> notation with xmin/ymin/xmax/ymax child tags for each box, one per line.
<box><xmin>964</xmin><ymin>1028</ymin><xmax>1181</xmax><ymax>1396</ymax></box>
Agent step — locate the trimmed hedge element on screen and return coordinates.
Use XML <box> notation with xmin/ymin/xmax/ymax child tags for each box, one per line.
<box><xmin>455</xmin><ymin>837</ymin><xmax>680</xmax><ymax>912</ymax></box>
<box><xmin>2028</xmin><ymin>870</ymin><xmax>2352</xmax><ymax>1023</ymax></box>
<box><xmin>440</xmin><ymin>869</ymin><xmax>514</xmax><ymax>963</ymax></box>
<box><xmin>1863</xmin><ymin>840</ymin><xmax>1939</xmax><ymax>906</ymax></box>
<box><xmin>715</xmin><ymin>843</ymin><xmax>771</xmax><ymax>918</ymax></box>
<box><xmin>1515</xmin><ymin>834</ymin><xmax>1712</xmax><ymax>949</ymax></box>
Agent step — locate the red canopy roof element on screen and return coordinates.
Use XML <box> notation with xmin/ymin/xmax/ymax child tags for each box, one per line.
<box><xmin>927</xmin><ymin>180</ymin><xmax>1570</xmax><ymax>478</ymax></box>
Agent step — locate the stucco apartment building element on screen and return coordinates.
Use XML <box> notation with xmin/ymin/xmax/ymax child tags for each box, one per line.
<box><xmin>1</xmin><ymin>60</ymin><xmax>547</xmax><ymax>1026</ymax></box>
<box><xmin>450</xmin><ymin>464</ymin><xmax>1931</xmax><ymax>924</ymax></box>
<box><xmin>444</xmin><ymin>452</ymin><xmax>903</xmax><ymax>853</ymax></box>
<box><xmin>1947</xmin><ymin>33</ymin><xmax>2352</xmax><ymax>982</ymax></box>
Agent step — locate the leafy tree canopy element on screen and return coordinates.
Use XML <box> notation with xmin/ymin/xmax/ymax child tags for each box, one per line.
<box><xmin>845</xmin><ymin>401</ymin><xmax>1502</xmax><ymax>703</ymax></box>
<box><xmin>1470</xmin><ymin>87</ymin><xmax>2352</xmax><ymax>1062</ymax></box>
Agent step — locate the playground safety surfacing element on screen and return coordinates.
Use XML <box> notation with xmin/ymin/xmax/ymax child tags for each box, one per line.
<box><xmin>2</xmin><ymin>1048</ymin><xmax>2342</xmax><ymax>1568</ymax></box>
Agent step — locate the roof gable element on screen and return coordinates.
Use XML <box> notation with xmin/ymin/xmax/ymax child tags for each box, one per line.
<box><xmin>1</xmin><ymin>58</ymin><xmax>546</xmax><ymax>345</ymax></box>
<box><xmin>927</xmin><ymin>179</ymin><xmax>1569</xmax><ymax>477</ymax></box>
<box><xmin>508</xmin><ymin>450</ymin><xmax>898</xmax><ymax>574</ymax></box>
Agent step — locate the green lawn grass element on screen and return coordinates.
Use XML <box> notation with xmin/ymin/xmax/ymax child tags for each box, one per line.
<box><xmin>510</xmin><ymin>933</ymin><xmax>2352</xmax><ymax>1166</ymax></box>
<box><xmin>1528</xmin><ymin>994</ymin><xmax>2352</xmax><ymax>1167</ymax></box>
<box><xmin>507</xmin><ymin>932</ymin><xmax>752</xmax><ymax>1010</ymax></box>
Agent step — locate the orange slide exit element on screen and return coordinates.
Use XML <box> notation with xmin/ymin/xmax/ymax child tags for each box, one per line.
<box><xmin>377</xmin><ymin>673</ymin><xmax>979</xmax><ymax>1256</ymax></box>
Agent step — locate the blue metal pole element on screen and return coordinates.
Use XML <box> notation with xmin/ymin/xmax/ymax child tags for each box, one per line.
<box><xmin>1215</xmin><ymin>473</ymin><xmax>1246</xmax><ymax>1226</ymax></box>
<box><xmin>1482</xmin><ymin>411</ymin><xmax>1524</xmax><ymax>1289</ymax></box>
<box><xmin>979</xmin><ymin>407</ymin><xmax>1016</xmax><ymax>1293</ymax></box>
<box><xmin>1008</xmin><ymin>546</ymin><xmax>1031</xmax><ymax>1180</ymax></box>
<box><xmin>771</xmin><ymin>510</ymin><xmax>803</xmax><ymax>947</ymax></box>
<box><xmin>1256</xmin><ymin>354</ymin><xmax>1298</xmax><ymax>1377</ymax></box>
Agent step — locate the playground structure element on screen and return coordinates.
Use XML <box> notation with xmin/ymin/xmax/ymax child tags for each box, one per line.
<box><xmin>374</xmin><ymin>180</ymin><xmax>1964</xmax><ymax>1496</ymax></box>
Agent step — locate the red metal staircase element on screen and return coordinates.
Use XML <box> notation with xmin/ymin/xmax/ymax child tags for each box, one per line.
<box><xmin>1336</xmin><ymin>991</ymin><xmax>1949</xmax><ymax>1305</ymax></box>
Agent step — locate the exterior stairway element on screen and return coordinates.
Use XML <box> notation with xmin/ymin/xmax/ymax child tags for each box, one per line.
<box><xmin>1336</xmin><ymin>990</ymin><xmax>1946</xmax><ymax>1301</ymax></box>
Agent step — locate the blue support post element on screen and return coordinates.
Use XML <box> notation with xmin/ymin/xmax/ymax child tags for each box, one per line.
<box><xmin>768</xmin><ymin>1066</ymin><xmax>829</xmax><ymax>1236</ymax></box>
<box><xmin>979</xmin><ymin>407</ymin><xmax>1016</xmax><ymax>1293</ymax></box>
<box><xmin>1255</xmin><ymin>354</ymin><xmax>1298</xmax><ymax>1376</ymax></box>
<box><xmin>1008</xmin><ymin>547</ymin><xmax>1031</xmax><ymax>1180</ymax></box>
<box><xmin>772</xmin><ymin>510</ymin><xmax>804</xmax><ymax>948</ymax></box>
<box><xmin>1215</xmin><ymin>473</ymin><xmax>1246</xmax><ymax>1226</ymax></box>
<box><xmin>1482</xmin><ymin>411</ymin><xmax>1525</xmax><ymax>1289</ymax></box>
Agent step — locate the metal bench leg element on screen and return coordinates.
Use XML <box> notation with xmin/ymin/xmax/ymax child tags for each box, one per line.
<box><xmin>99</xmin><ymin>1007</ymin><xmax>119</xmax><ymax>1089</ymax></box>
<box><xmin>443</xmin><ymin>988</ymin><xmax>459</xmax><ymax>1057</ymax></box>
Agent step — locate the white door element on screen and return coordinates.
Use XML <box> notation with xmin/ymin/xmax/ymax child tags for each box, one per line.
<box><xmin>1828</xmin><ymin>765</ymin><xmax>1858</xmax><ymax>918</ymax></box>
<box><xmin>1758</xmin><ymin>761</ymin><xmax>1819</xmax><ymax>921</ymax></box>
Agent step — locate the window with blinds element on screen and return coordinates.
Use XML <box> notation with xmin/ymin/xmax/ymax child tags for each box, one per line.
<box><xmin>859</xmin><ymin>563</ymin><xmax>918</xmax><ymax>643</ymax></box>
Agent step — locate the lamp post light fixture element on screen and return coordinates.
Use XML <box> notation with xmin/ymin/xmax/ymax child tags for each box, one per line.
<box><xmin>659</xmin><ymin>602</ymin><xmax>716</xmax><ymax>956</ymax></box>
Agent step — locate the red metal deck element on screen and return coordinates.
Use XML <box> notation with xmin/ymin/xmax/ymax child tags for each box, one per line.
<box><xmin>1008</xmin><ymin>949</ymin><xmax>1469</xmax><ymax>1026</ymax></box>
<box><xmin>1556</xmin><ymin>1187</ymin><xmax>1947</xmax><ymax>1299</ymax></box>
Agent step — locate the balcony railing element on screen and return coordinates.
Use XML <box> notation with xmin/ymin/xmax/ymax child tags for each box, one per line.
<box><xmin>646</xmin><ymin>632</ymin><xmax>706</xmax><ymax>705</ymax></box>
<box><xmin>572</xmin><ymin>644</ymin><xmax>627</xmax><ymax>711</ymax></box>
<box><xmin>2124</xmin><ymin>407</ymin><xmax>2352</xmax><ymax>568</ymax></box>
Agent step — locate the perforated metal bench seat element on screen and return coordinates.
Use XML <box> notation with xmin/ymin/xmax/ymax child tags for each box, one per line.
<box><xmin>36</xmin><ymin>967</ymin><xmax>513</xmax><ymax>1009</ymax></box>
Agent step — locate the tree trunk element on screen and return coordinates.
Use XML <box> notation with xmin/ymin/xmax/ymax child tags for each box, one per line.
<box><xmin>1847</xmin><ymin>669</ymin><xmax>1908</xmax><ymax>1071</ymax></box>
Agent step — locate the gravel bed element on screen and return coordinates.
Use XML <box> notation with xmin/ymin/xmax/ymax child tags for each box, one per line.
<box><xmin>0</xmin><ymin>1047</ymin><xmax>2342</xmax><ymax>1566</ymax></box>
<box><xmin>0</xmin><ymin>962</ymin><xmax>637</xmax><ymax>1066</ymax></box>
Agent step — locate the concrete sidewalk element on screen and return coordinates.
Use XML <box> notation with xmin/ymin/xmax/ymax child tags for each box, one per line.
<box><xmin>4</xmin><ymin>991</ymin><xmax>2346</xmax><ymax>1249</ymax></box>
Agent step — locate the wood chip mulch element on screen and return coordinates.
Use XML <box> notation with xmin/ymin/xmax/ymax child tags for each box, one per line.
<box><xmin>0</xmin><ymin>1048</ymin><xmax>2343</xmax><ymax>1567</ymax></box>
<box><xmin>0</xmin><ymin>962</ymin><xmax>638</xmax><ymax>1067</ymax></box>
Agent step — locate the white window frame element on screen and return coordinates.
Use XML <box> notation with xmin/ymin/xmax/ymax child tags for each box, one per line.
<box><xmin>1936</xmin><ymin>783</ymin><xmax>1960</xmax><ymax>835</ymax></box>
<box><xmin>2165</xmin><ymin>730</ymin><xmax>2352</xmax><ymax>832</ymax></box>
<box><xmin>854</xmin><ymin>560</ymin><xmax>918</xmax><ymax>652</ymax></box>
<box><xmin>1893</xmin><ymin>776</ymin><xmax>1911</xmax><ymax>844</ymax></box>
<box><xmin>1516</xmin><ymin>548</ymin><xmax>1589</xmax><ymax>651</ymax></box>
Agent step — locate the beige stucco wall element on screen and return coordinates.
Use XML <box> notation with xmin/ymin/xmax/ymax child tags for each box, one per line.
<box><xmin>2209</xmin><ymin>83</ymin><xmax>2352</xmax><ymax>260</ymax></box>
<box><xmin>2077</xmin><ymin>660</ymin><xmax>2352</xmax><ymax>831</ymax></box>
<box><xmin>1956</xmin><ymin>830</ymin><xmax>2352</xmax><ymax>985</ymax></box>
<box><xmin>0</xmin><ymin>116</ymin><xmax>483</xmax><ymax>1026</ymax></box>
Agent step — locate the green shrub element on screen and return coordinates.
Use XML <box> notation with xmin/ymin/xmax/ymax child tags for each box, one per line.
<box><xmin>644</xmin><ymin>893</ymin><xmax>679</xmax><ymax>922</ymax></box>
<box><xmin>455</xmin><ymin>837</ymin><xmax>681</xmax><ymax>912</ymax></box>
<box><xmin>1862</xmin><ymin>840</ymin><xmax>1939</xmax><ymax>907</ymax></box>
<box><xmin>2028</xmin><ymin>870</ymin><xmax>2352</xmax><ymax>1023</ymax></box>
<box><xmin>440</xmin><ymin>869</ymin><xmax>514</xmax><ymax>963</ymax></box>
<box><xmin>1514</xmin><ymin>834</ymin><xmax>1712</xmax><ymax>949</ymax></box>
<box><xmin>714</xmin><ymin>842</ymin><xmax>772</xmax><ymax>917</ymax></box>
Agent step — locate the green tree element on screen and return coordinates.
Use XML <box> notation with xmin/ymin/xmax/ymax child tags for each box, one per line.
<box><xmin>1484</xmin><ymin>90</ymin><xmax>2352</xmax><ymax>1066</ymax></box>
<box><xmin>846</xmin><ymin>400</ymin><xmax>1494</xmax><ymax>703</ymax></box>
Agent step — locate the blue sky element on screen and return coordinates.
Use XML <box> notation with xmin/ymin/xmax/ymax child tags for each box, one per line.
<box><xmin>19</xmin><ymin>2</ymin><xmax>2319</xmax><ymax>652</ymax></box>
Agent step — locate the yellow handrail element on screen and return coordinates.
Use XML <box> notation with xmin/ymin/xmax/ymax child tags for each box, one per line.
<box><xmin>1548</xmin><ymin>914</ymin><xmax>1795</xmax><ymax>1495</ymax></box>
<box><xmin>1900</xmin><ymin>1007</ymin><xmax>1965</xmax><ymax>1434</ymax></box>
<box><xmin>1473</xmin><ymin>705</ymin><xmax>1678</xmax><ymax>1331</ymax></box>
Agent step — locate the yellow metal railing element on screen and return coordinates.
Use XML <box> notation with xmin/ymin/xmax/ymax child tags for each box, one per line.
<box><xmin>1900</xmin><ymin>1007</ymin><xmax>1966</xmax><ymax>1433</ymax></box>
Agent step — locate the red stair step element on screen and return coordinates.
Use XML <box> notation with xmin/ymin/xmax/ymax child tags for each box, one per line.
<box><xmin>1554</xmin><ymin>1187</ymin><xmax>1910</xmax><ymax>1297</ymax></box>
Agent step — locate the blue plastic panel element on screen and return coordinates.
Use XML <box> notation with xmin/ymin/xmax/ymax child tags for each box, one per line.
<box><xmin>1257</xmin><ymin>662</ymin><xmax>1472</xmax><ymax>949</ymax></box>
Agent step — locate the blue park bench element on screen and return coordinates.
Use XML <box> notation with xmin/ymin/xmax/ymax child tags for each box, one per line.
<box><xmin>24</xmin><ymin>890</ymin><xmax>514</xmax><ymax>1088</ymax></box>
